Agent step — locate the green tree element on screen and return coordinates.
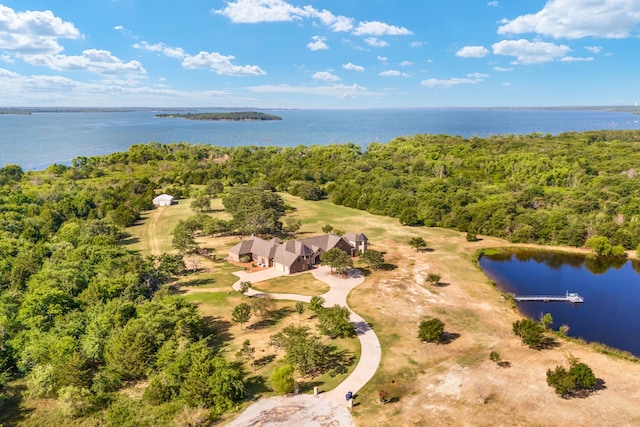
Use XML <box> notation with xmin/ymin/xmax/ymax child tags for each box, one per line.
<box><xmin>489</xmin><ymin>351</ymin><xmax>501</xmax><ymax>365</ymax></box>
<box><xmin>322</xmin><ymin>224</ymin><xmax>334</xmax><ymax>234</ymax></box>
<box><xmin>172</xmin><ymin>223</ymin><xmax>198</xmax><ymax>254</ymax></box>
<box><xmin>418</xmin><ymin>318</ymin><xmax>445</xmax><ymax>343</ymax></box>
<box><xmin>360</xmin><ymin>249</ymin><xmax>385</xmax><ymax>270</ymax></box>
<box><xmin>104</xmin><ymin>319</ymin><xmax>156</xmax><ymax>381</ymax></box>
<box><xmin>309</xmin><ymin>296</ymin><xmax>325</xmax><ymax>313</ymax></box>
<box><xmin>239</xmin><ymin>281</ymin><xmax>251</xmax><ymax>294</ymax></box>
<box><xmin>546</xmin><ymin>358</ymin><xmax>597</xmax><ymax>397</ymax></box>
<box><xmin>271</xmin><ymin>363</ymin><xmax>295</xmax><ymax>395</ymax></box>
<box><xmin>190</xmin><ymin>194</ymin><xmax>211</xmax><ymax>212</ymax></box>
<box><xmin>180</xmin><ymin>346</ymin><xmax>244</xmax><ymax>413</ymax></box>
<box><xmin>512</xmin><ymin>318</ymin><xmax>545</xmax><ymax>349</ymax></box>
<box><xmin>295</xmin><ymin>301</ymin><xmax>305</xmax><ymax>321</ymax></box>
<box><xmin>408</xmin><ymin>237</ymin><xmax>427</xmax><ymax>252</ymax></box>
<box><xmin>231</xmin><ymin>303</ymin><xmax>251</xmax><ymax>330</ymax></box>
<box><xmin>320</xmin><ymin>248</ymin><xmax>353</xmax><ymax>275</ymax></box>
<box><xmin>540</xmin><ymin>312</ymin><xmax>553</xmax><ymax>329</ymax></box>
<box><xmin>317</xmin><ymin>305</ymin><xmax>355</xmax><ymax>339</ymax></box>
<box><xmin>205</xmin><ymin>179</ymin><xmax>224</xmax><ymax>198</ymax></box>
<box><xmin>222</xmin><ymin>186</ymin><xmax>285</xmax><ymax>235</ymax></box>
<box><xmin>269</xmin><ymin>325</ymin><xmax>330</xmax><ymax>377</ymax></box>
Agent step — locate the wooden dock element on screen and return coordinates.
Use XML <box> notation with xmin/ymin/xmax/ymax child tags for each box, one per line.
<box><xmin>515</xmin><ymin>291</ymin><xmax>584</xmax><ymax>303</ymax></box>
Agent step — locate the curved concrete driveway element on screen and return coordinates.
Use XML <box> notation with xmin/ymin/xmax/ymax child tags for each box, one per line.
<box><xmin>231</xmin><ymin>266</ymin><xmax>381</xmax><ymax>404</ymax></box>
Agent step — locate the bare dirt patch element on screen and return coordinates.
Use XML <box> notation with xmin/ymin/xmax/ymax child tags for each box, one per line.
<box><xmin>226</xmin><ymin>395</ymin><xmax>355</xmax><ymax>427</ymax></box>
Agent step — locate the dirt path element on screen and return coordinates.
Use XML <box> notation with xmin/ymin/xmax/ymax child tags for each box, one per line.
<box><xmin>146</xmin><ymin>206</ymin><xmax>165</xmax><ymax>256</ymax></box>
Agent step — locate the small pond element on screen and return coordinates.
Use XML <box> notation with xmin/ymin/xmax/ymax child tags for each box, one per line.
<box><xmin>479</xmin><ymin>250</ymin><xmax>640</xmax><ymax>357</ymax></box>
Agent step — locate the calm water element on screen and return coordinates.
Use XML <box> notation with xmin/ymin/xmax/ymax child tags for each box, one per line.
<box><xmin>1</xmin><ymin>108</ymin><xmax>639</xmax><ymax>170</ymax></box>
<box><xmin>480</xmin><ymin>251</ymin><xmax>640</xmax><ymax>356</ymax></box>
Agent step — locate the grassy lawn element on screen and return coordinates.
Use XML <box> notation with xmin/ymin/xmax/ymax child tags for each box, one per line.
<box><xmin>120</xmin><ymin>192</ymin><xmax>640</xmax><ymax>426</ymax></box>
<box><xmin>251</xmin><ymin>273</ymin><xmax>330</xmax><ymax>296</ymax></box>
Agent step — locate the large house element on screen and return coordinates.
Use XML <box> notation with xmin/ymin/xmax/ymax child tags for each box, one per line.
<box><xmin>228</xmin><ymin>232</ymin><xmax>368</xmax><ymax>275</ymax></box>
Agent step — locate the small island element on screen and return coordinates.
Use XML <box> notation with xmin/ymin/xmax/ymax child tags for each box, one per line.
<box><xmin>155</xmin><ymin>111</ymin><xmax>282</xmax><ymax>121</ymax></box>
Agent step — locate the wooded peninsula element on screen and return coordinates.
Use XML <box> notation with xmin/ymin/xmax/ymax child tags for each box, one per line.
<box><xmin>155</xmin><ymin>111</ymin><xmax>283</xmax><ymax>121</ymax></box>
<box><xmin>1</xmin><ymin>130</ymin><xmax>640</xmax><ymax>425</ymax></box>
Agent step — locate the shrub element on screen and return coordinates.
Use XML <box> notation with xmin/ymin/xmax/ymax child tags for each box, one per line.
<box><xmin>418</xmin><ymin>318</ymin><xmax>445</xmax><ymax>343</ymax></box>
<box><xmin>271</xmin><ymin>364</ymin><xmax>295</xmax><ymax>395</ymax></box>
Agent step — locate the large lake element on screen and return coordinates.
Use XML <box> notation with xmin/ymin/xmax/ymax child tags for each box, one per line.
<box><xmin>2</xmin><ymin>108</ymin><xmax>639</xmax><ymax>170</ymax></box>
<box><xmin>480</xmin><ymin>251</ymin><xmax>640</xmax><ymax>356</ymax></box>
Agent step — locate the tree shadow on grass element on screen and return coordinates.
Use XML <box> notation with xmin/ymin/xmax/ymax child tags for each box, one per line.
<box><xmin>379</xmin><ymin>263</ymin><xmax>397</xmax><ymax>271</ymax></box>
<box><xmin>562</xmin><ymin>379</ymin><xmax>607</xmax><ymax>399</ymax></box>
<box><xmin>204</xmin><ymin>315</ymin><xmax>233</xmax><ymax>345</ymax></box>
<box><xmin>254</xmin><ymin>354</ymin><xmax>276</xmax><ymax>370</ymax></box>
<box><xmin>120</xmin><ymin>236</ymin><xmax>140</xmax><ymax>246</ymax></box>
<box><xmin>244</xmin><ymin>375</ymin><xmax>271</xmax><ymax>400</ymax></box>
<box><xmin>540</xmin><ymin>336</ymin><xmax>561</xmax><ymax>350</ymax></box>
<box><xmin>179</xmin><ymin>277</ymin><xmax>216</xmax><ymax>287</ymax></box>
<box><xmin>0</xmin><ymin>381</ymin><xmax>31</xmax><ymax>426</ymax></box>
<box><xmin>431</xmin><ymin>282</ymin><xmax>450</xmax><ymax>288</ymax></box>
<box><xmin>248</xmin><ymin>307</ymin><xmax>293</xmax><ymax>330</ymax></box>
<box><xmin>440</xmin><ymin>332</ymin><xmax>461</xmax><ymax>344</ymax></box>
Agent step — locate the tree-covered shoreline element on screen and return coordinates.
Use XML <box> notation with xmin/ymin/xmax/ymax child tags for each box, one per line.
<box><xmin>155</xmin><ymin>111</ymin><xmax>282</xmax><ymax>121</ymax></box>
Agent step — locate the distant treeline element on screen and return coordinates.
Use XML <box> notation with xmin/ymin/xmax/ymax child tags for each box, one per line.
<box><xmin>155</xmin><ymin>111</ymin><xmax>282</xmax><ymax>121</ymax></box>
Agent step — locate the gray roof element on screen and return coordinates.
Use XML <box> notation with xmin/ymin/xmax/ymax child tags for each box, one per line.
<box><xmin>229</xmin><ymin>233</ymin><xmax>359</xmax><ymax>268</ymax></box>
<box><xmin>344</xmin><ymin>232</ymin><xmax>368</xmax><ymax>242</ymax></box>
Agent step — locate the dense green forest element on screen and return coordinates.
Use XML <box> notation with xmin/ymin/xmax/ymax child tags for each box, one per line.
<box><xmin>77</xmin><ymin>129</ymin><xmax>640</xmax><ymax>249</ymax></box>
<box><xmin>155</xmin><ymin>111</ymin><xmax>282</xmax><ymax>121</ymax></box>
<box><xmin>1</xmin><ymin>130</ymin><xmax>639</xmax><ymax>424</ymax></box>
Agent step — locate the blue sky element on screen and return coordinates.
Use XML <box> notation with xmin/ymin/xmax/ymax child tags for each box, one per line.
<box><xmin>0</xmin><ymin>0</ymin><xmax>639</xmax><ymax>108</ymax></box>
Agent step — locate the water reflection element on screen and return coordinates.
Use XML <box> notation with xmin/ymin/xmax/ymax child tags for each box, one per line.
<box><xmin>479</xmin><ymin>250</ymin><xmax>640</xmax><ymax>356</ymax></box>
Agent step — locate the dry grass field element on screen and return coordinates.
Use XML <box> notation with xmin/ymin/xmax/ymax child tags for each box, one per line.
<box><xmin>131</xmin><ymin>194</ymin><xmax>640</xmax><ymax>426</ymax></box>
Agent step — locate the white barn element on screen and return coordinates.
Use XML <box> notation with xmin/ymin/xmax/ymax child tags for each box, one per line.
<box><xmin>152</xmin><ymin>194</ymin><xmax>174</xmax><ymax>207</ymax></box>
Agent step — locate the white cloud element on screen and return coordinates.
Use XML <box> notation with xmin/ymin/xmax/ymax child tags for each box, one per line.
<box><xmin>352</xmin><ymin>21</ymin><xmax>412</xmax><ymax>36</ymax></box>
<box><xmin>182</xmin><ymin>51</ymin><xmax>266</xmax><ymax>76</ymax></box>
<box><xmin>456</xmin><ymin>45</ymin><xmax>489</xmax><ymax>58</ymax></box>
<box><xmin>492</xmin><ymin>39</ymin><xmax>571</xmax><ymax>64</ymax></box>
<box><xmin>343</xmin><ymin>62</ymin><xmax>365</xmax><ymax>72</ymax></box>
<box><xmin>0</xmin><ymin>5</ymin><xmax>81</xmax><ymax>54</ymax></box>
<box><xmin>133</xmin><ymin>41</ymin><xmax>186</xmax><ymax>59</ymax></box>
<box><xmin>213</xmin><ymin>0</ymin><xmax>306</xmax><ymax>23</ymax></box>
<box><xmin>421</xmin><ymin>73</ymin><xmax>488</xmax><ymax>87</ymax></box>
<box><xmin>377</xmin><ymin>56</ymin><xmax>388</xmax><ymax>62</ymax></box>
<box><xmin>312</xmin><ymin>71</ymin><xmax>340</xmax><ymax>81</ymax></box>
<box><xmin>364</xmin><ymin>37</ymin><xmax>389</xmax><ymax>47</ymax></box>
<box><xmin>585</xmin><ymin>45</ymin><xmax>603</xmax><ymax>54</ymax></box>
<box><xmin>493</xmin><ymin>66</ymin><xmax>514</xmax><ymax>71</ymax></box>
<box><xmin>400</xmin><ymin>61</ymin><xmax>413</xmax><ymax>66</ymax></box>
<box><xmin>305</xmin><ymin>7</ymin><xmax>353</xmax><ymax>32</ymax></box>
<box><xmin>379</xmin><ymin>70</ymin><xmax>409</xmax><ymax>77</ymax></box>
<box><xmin>247</xmin><ymin>82</ymin><xmax>380</xmax><ymax>99</ymax></box>
<box><xmin>498</xmin><ymin>0</ymin><xmax>640</xmax><ymax>39</ymax></box>
<box><xmin>113</xmin><ymin>25</ymin><xmax>124</xmax><ymax>31</ymax></box>
<box><xmin>307</xmin><ymin>35</ymin><xmax>329</xmax><ymax>51</ymax></box>
<box><xmin>214</xmin><ymin>0</ymin><xmax>410</xmax><ymax>38</ymax></box>
<box><xmin>487</xmin><ymin>1</ymin><xmax>499</xmax><ymax>6</ymax></box>
<box><xmin>410</xmin><ymin>41</ymin><xmax>423</xmax><ymax>48</ymax></box>
<box><xmin>0</xmin><ymin>67</ymin><xmax>244</xmax><ymax>106</ymax></box>
<box><xmin>21</xmin><ymin>49</ymin><xmax>146</xmax><ymax>77</ymax></box>
<box><xmin>560</xmin><ymin>56</ymin><xmax>594</xmax><ymax>62</ymax></box>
